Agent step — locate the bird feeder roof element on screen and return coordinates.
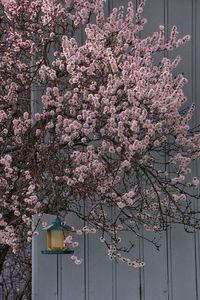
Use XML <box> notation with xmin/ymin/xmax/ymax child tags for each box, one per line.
<box><xmin>42</xmin><ymin>217</ymin><xmax>74</xmax><ymax>232</ymax></box>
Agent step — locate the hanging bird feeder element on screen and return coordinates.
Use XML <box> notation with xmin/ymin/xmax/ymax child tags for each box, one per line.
<box><xmin>41</xmin><ymin>217</ymin><xmax>74</xmax><ymax>254</ymax></box>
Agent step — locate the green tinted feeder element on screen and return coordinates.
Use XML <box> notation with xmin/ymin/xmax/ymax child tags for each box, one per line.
<box><xmin>41</xmin><ymin>217</ymin><xmax>74</xmax><ymax>255</ymax></box>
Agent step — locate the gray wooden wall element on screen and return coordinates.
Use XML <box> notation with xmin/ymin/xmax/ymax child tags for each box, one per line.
<box><xmin>32</xmin><ymin>1</ymin><xmax>200</xmax><ymax>299</ymax></box>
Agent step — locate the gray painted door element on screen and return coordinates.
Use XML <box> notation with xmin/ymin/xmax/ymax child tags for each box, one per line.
<box><xmin>32</xmin><ymin>1</ymin><xmax>200</xmax><ymax>299</ymax></box>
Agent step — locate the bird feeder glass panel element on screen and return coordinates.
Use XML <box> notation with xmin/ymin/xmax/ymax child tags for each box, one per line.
<box><xmin>47</xmin><ymin>230</ymin><xmax>65</xmax><ymax>250</ymax></box>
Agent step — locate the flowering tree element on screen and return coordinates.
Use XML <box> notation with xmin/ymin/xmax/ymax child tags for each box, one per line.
<box><xmin>0</xmin><ymin>0</ymin><xmax>200</xmax><ymax>273</ymax></box>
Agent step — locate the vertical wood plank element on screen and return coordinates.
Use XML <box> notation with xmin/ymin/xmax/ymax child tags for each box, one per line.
<box><xmin>88</xmin><ymin>233</ymin><xmax>113</xmax><ymax>300</ymax></box>
<box><xmin>164</xmin><ymin>1</ymin><xmax>174</xmax><ymax>298</ymax></box>
<box><xmin>168</xmin><ymin>1</ymin><xmax>197</xmax><ymax>300</ymax></box>
<box><xmin>193</xmin><ymin>0</ymin><xmax>200</xmax><ymax>299</ymax></box>
<box><xmin>116</xmin><ymin>231</ymin><xmax>140</xmax><ymax>300</ymax></box>
<box><xmin>112</xmin><ymin>2</ymin><xmax>140</xmax><ymax>300</ymax></box>
<box><xmin>36</xmin><ymin>215</ymin><xmax>62</xmax><ymax>299</ymax></box>
<box><xmin>141</xmin><ymin>1</ymin><xmax>169</xmax><ymax>300</ymax></box>
<box><xmin>61</xmin><ymin>213</ymin><xmax>85</xmax><ymax>300</ymax></box>
<box><xmin>87</xmin><ymin>1</ymin><xmax>114</xmax><ymax>299</ymax></box>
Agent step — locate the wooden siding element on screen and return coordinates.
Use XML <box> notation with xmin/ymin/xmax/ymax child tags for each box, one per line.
<box><xmin>32</xmin><ymin>1</ymin><xmax>200</xmax><ymax>299</ymax></box>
